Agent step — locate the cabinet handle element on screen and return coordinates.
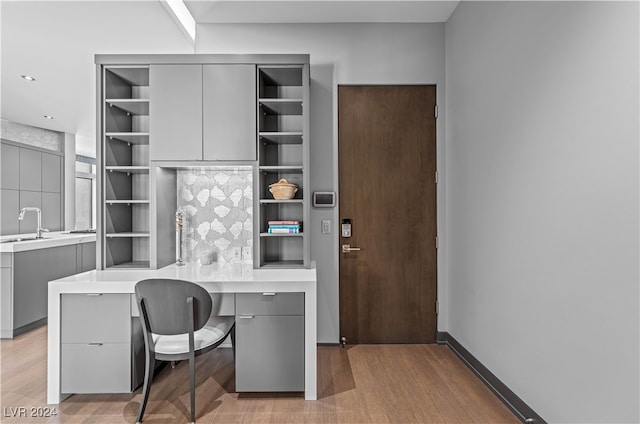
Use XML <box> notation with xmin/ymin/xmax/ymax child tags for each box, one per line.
<box><xmin>87</xmin><ymin>343</ymin><xmax>103</xmax><ymax>346</ymax></box>
<box><xmin>86</xmin><ymin>293</ymin><xmax>103</xmax><ymax>296</ymax></box>
<box><xmin>238</xmin><ymin>315</ymin><xmax>255</xmax><ymax>319</ymax></box>
<box><xmin>262</xmin><ymin>292</ymin><xmax>277</xmax><ymax>296</ymax></box>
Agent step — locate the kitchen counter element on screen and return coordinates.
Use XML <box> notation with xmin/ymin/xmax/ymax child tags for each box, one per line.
<box><xmin>47</xmin><ymin>262</ymin><xmax>317</xmax><ymax>403</ymax></box>
<box><xmin>0</xmin><ymin>231</ymin><xmax>96</xmax><ymax>253</ymax></box>
<box><xmin>1</xmin><ymin>233</ymin><xmax>96</xmax><ymax>338</ymax></box>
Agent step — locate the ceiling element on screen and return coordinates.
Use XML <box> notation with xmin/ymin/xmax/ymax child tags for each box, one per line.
<box><xmin>1</xmin><ymin>0</ymin><xmax>459</xmax><ymax>157</ymax></box>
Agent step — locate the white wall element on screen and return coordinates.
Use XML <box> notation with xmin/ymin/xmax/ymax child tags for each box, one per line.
<box><xmin>445</xmin><ymin>2</ymin><xmax>639</xmax><ymax>422</ymax></box>
<box><xmin>197</xmin><ymin>23</ymin><xmax>447</xmax><ymax>343</ymax></box>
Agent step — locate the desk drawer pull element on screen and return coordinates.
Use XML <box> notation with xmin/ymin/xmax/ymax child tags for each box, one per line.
<box><xmin>86</xmin><ymin>293</ymin><xmax>103</xmax><ymax>296</ymax></box>
<box><xmin>262</xmin><ymin>292</ymin><xmax>276</xmax><ymax>296</ymax></box>
<box><xmin>238</xmin><ymin>315</ymin><xmax>255</xmax><ymax>319</ymax></box>
<box><xmin>87</xmin><ymin>343</ymin><xmax>103</xmax><ymax>346</ymax></box>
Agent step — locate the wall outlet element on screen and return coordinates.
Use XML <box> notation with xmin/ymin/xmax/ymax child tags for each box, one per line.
<box><xmin>242</xmin><ymin>246</ymin><xmax>252</xmax><ymax>261</ymax></box>
<box><xmin>231</xmin><ymin>247</ymin><xmax>241</xmax><ymax>262</ymax></box>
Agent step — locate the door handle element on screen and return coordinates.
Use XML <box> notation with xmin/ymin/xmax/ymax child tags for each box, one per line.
<box><xmin>342</xmin><ymin>244</ymin><xmax>361</xmax><ymax>254</ymax></box>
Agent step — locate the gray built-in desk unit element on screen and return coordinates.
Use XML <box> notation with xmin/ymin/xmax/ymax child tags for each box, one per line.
<box><xmin>96</xmin><ymin>54</ymin><xmax>310</xmax><ymax>271</ymax></box>
<box><xmin>48</xmin><ymin>54</ymin><xmax>315</xmax><ymax>403</ymax></box>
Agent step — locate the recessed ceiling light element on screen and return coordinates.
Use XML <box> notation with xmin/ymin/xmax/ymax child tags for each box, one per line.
<box><xmin>44</xmin><ymin>115</ymin><xmax>54</xmax><ymax>120</ymax></box>
<box><xmin>21</xmin><ymin>75</ymin><xmax>36</xmax><ymax>81</ymax></box>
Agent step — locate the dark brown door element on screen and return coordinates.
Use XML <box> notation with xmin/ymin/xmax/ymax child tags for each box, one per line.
<box><xmin>338</xmin><ymin>85</ymin><xmax>437</xmax><ymax>344</ymax></box>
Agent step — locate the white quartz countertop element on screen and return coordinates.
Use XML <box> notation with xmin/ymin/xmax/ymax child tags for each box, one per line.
<box><xmin>0</xmin><ymin>231</ymin><xmax>96</xmax><ymax>253</ymax></box>
<box><xmin>49</xmin><ymin>262</ymin><xmax>317</xmax><ymax>293</ymax></box>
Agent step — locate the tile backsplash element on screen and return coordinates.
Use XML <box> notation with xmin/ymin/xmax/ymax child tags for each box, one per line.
<box><xmin>176</xmin><ymin>167</ymin><xmax>252</xmax><ymax>264</ymax></box>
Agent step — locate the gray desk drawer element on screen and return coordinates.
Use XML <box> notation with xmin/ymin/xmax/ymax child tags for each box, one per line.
<box><xmin>236</xmin><ymin>293</ymin><xmax>304</xmax><ymax>316</ymax></box>
<box><xmin>62</xmin><ymin>294</ymin><xmax>130</xmax><ymax>343</ymax></box>
<box><xmin>61</xmin><ymin>342</ymin><xmax>130</xmax><ymax>393</ymax></box>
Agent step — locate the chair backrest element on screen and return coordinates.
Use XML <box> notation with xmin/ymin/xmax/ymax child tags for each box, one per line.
<box><xmin>135</xmin><ymin>279</ymin><xmax>212</xmax><ymax>336</ymax></box>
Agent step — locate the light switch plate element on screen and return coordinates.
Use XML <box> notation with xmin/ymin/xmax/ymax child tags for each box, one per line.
<box><xmin>322</xmin><ymin>220</ymin><xmax>331</xmax><ymax>234</ymax></box>
<box><xmin>242</xmin><ymin>246</ymin><xmax>252</xmax><ymax>260</ymax></box>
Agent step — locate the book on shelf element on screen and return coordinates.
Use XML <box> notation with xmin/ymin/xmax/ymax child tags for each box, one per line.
<box><xmin>268</xmin><ymin>220</ymin><xmax>299</xmax><ymax>225</ymax></box>
<box><xmin>266</xmin><ymin>220</ymin><xmax>302</xmax><ymax>234</ymax></box>
<box><xmin>268</xmin><ymin>227</ymin><xmax>300</xmax><ymax>234</ymax></box>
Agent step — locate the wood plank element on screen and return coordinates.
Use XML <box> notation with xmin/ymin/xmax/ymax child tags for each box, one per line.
<box><xmin>1</xmin><ymin>326</ymin><xmax>518</xmax><ymax>423</ymax></box>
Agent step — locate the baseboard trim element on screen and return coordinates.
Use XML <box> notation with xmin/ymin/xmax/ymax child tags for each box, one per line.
<box><xmin>437</xmin><ymin>331</ymin><xmax>546</xmax><ymax>424</ymax></box>
<box><xmin>13</xmin><ymin>317</ymin><xmax>47</xmax><ymax>337</ymax></box>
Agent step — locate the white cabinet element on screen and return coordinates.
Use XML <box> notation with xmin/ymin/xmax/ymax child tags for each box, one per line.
<box><xmin>150</xmin><ymin>64</ymin><xmax>256</xmax><ymax>162</ymax></box>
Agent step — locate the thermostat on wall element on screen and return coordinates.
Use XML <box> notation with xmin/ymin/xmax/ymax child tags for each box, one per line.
<box><xmin>313</xmin><ymin>192</ymin><xmax>335</xmax><ymax>208</ymax></box>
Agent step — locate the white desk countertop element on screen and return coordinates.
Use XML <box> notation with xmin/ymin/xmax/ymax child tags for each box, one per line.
<box><xmin>0</xmin><ymin>231</ymin><xmax>96</xmax><ymax>253</ymax></box>
<box><xmin>47</xmin><ymin>262</ymin><xmax>318</xmax><ymax>403</ymax></box>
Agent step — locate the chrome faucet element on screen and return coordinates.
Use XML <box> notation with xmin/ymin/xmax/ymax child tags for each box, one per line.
<box><xmin>18</xmin><ymin>207</ymin><xmax>49</xmax><ymax>239</ymax></box>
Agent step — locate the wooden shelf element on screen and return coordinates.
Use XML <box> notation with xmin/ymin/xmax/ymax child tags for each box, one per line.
<box><xmin>107</xmin><ymin>67</ymin><xmax>149</xmax><ymax>87</ymax></box>
<box><xmin>260</xmin><ymin>260</ymin><xmax>305</xmax><ymax>269</ymax></box>
<box><xmin>259</xmin><ymin>67</ymin><xmax>303</xmax><ymax>87</ymax></box>
<box><xmin>105</xmin><ymin>200</ymin><xmax>149</xmax><ymax>205</ymax></box>
<box><xmin>260</xmin><ymin>199</ymin><xmax>304</xmax><ymax>204</ymax></box>
<box><xmin>259</xmin><ymin>99</ymin><xmax>303</xmax><ymax>115</ymax></box>
<box><xmin>259</xmin><ymin>132</ymin><xmax>303</xmax><ymax>144</ymax></box>
<box><xmin>105</xmin><ymin>166</ymin><xmax>149</xmax><ymax>174</ymax></box>
<box><xmin>105</xmin><ymin>132</ymin><xmax>150</xmax><ymax>145</ymax></box>
<box><xmin>260</xmin><ymin>232</ymin><xmax>303</xmax><ymax>237</ymax></box>
<box><xmin>259</xmin><ymin>166</ymin><xmax>303</xmax><ymax>173</ymax></box>
<box><xmin>106</xmin><ymin>99</ymin><xmax>149</xmax><ymax>115</ymax></box>
<box><xmin>108</xmin><ymin>260</ymin><xmax>151</xmax><ymax>269</ymax></box>
<box><xmin>105</xmin><ymin>232</ymin><xmax>150</xmax><ymax>238</ymax></box>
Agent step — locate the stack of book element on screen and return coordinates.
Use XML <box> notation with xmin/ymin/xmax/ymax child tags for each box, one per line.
<box><xmin>267</xmin><ymin>220</ymin><xmax>301</xmax><ymax>234</ymax></box>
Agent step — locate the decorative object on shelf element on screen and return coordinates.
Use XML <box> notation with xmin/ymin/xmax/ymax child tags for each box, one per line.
<box><xmin>269</xmin><ymin>179</ymin><xmax>298</xmax><ymax>200</ymax></box>
<box><xmin>175</xmin><ymin>208</ymin><xmax>185</xmax><ymax>266</ymax></box>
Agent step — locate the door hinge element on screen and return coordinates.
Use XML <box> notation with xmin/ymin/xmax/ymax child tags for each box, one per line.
<box><xmin>435</xmin><ymin>301</ymin><xmax>439</xmax><ymax>315</ymax></box>
<box><xmin>435</xmin><ymin>236</ymin><xmax>439</xmax><ymax>249</ymax></box>
<box><xmin>434</xmin><ymin>105</ymin><xmax>438</xmax><ymax>119</ymax></box>
<box><xmin>435</xmin><ymin>171</ymin><xmax>438</xmax><ymax>184</ymax></box>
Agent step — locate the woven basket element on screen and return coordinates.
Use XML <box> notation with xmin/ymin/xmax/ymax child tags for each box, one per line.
<box><xmin>269</xmin><ymin>179</ymin><xmax>298</xmax><ymax>200</ymax></box>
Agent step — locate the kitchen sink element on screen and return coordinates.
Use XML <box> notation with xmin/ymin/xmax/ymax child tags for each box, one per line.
<box><xmin>0</xmin><ymin>236</ymin><xmax>48</xmax><ymax>243</ymax></box>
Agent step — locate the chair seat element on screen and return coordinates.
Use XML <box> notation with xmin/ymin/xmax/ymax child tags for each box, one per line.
<box><xmin>152</xmin><ymin>316</ymin><xmax>235</xmax><ymax>355</ymax></box>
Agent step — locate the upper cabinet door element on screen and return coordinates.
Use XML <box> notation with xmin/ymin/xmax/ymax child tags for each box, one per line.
<box><xmin>203</xmin><ymin>65</ymin><xmax>256</xmax><ymax>161</ymax></box>
<box><xmin>150</xmin><ymin>65</ymin><xmax>203</xmax><ymax>161</ymax></box>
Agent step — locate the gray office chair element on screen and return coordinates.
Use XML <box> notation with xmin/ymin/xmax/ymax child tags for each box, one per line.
<box><xmin>134</xmin><ymin>278</ymin><xmax>235</xmax><ymax>423</ymax></box>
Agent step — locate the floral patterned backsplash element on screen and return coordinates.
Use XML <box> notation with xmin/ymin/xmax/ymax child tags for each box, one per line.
<box><xmin>176</xmin><ymin>167</ymin><xmax>253</xmax><ymax>264</ymax></box>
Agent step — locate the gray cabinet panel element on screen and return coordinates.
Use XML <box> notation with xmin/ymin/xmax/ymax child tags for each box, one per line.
<box><xmin>236</xmin><ymin>315</ymin><xmax>304</xmax><ymax>392</ymax></box>
<box><xmin>203</xmin><ymin>65</ymin><xmax>256</xmax><ymax>160</ymax></box>
<box><xmin>150</xmin><ymin>65</ymin><xmax>203</xmax><ymax>161</ymax></box>
<box><xmin>18</xmin><ymin>191</ymin><xmax>41</xmax><ymax>234</ymax></box>
<box><xmin>42</xmin><ymin>152</ymin><xmax>62</xmax><ymax>193</ymax></box>
<box><xmin>1</xmin><ymin>189</ymin><xmax>19</xmax><ymax>235</ymax></box>
<box><xmin>13</xmin><ymin>245</ymin><xmax>77</xmax><ymax>329</ymax></box>
<box><xmin>19</xmin><ymin>148</ymin><xmax>42</xmax><ymax>191</ymax></box>
<box><xmin>1</xmin><ymin>267</ymin><xmax>12</xmax><ymax>338</ymax></box>
<box><xmin>41</xmin><ymin>192</ymin><xmax>62</xmax><ymax>231</ymax></box>
<box><xmin>82</xmin><ymin>242</ymin><xmax>96</xmax><ymax>271</ymax></box>
<box><xmin>62</xmin><ymin>293</ymin><xmax>130</xmax><ymax>343</ymax></box>
<box><xmin>1</xmin><ymin>143</ymin><xmax>19</xmax><ymax>190</ymax></box>
<box><xmin>61</xmin><ymin>343</ymin><xmax>130</xmax><ymax>393</ymax></box>
<box><xmin>236</xmin><ymin>293</ymin><xmax>304</xmax><ymax>316</ymax></box>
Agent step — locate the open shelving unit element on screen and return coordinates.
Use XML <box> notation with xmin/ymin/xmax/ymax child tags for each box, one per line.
<box><xmin>99</xmin><ymin>65</ymin><xmax>150</xmax><ymax>269</ymax></box>
<box><xmin>256</xmin><ymin>65</ymin><xmax>310</xmax><ymax>268</ymax></box>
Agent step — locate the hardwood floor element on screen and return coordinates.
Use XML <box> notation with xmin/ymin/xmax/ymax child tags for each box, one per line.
<box><xmin>1</xmin><ymin>326</ymin><xmax>518</xmax><ymax>423</ymax></box>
